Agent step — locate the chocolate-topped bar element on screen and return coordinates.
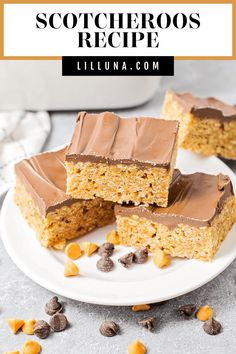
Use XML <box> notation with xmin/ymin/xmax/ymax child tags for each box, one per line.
<box><xmin>171</xmin><ymin>92</ymin><xmax>236</xmax><ymax>121</ymax></box>
<box><xmin>15</xmin><ymin>148</ymin><xmax>114</xmax><ymax>249</ymax></box>
<box><xmin>115</xmin><ymin>170</ymin><xmax>236</xmax><ymax>261</ymax></box>
<box><xmin>66</xmin><ymin>112</ymin><xmax>179</xmax><ymax>206</ymax></box>
<box><xmin>161</xmin><ymin>90</ymin><xmax>236</xmax><ymax>159</ymax></box>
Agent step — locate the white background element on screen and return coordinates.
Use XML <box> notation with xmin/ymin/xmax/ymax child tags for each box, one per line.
<box><xmin>4</xmin><ymin>4</ymin><xmax>233</xmax><ymax>56</ymax></box>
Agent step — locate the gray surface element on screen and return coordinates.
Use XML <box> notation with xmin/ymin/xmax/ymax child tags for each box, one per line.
<box><xmin>1</xmin><ymin>60</ymin><xmax>236</xmax><ymax>354</ymax></box>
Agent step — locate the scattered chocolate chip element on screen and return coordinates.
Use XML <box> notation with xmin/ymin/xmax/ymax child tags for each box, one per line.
<box><xmin>99</xmin><ymin>320</ymin><xmax>120</xmax><ymax>337</ymax></box>
<box><xmin>178</xmin><ymin>304</ymin><xmax>197</xmax><ymax>317</ymax></box>
<box><xmin>49</xmin><ymin>313</ymin><xmax>68</xmax><ymax>332</ymax></box>
<box><xmin>45</xmin><ymin>296</ymin><xmax>63</xmax><ymax>316</ymax></box>
<box><xmin>34</xmin><ymin>320</ymin><xmax>51</xmax><ymax>339</ymax></box>
<box><xmin>118</xmin><ymin>252</ymin><xmax>134</xmax><ymax>268</ymax></box>
<box><xmin>203</xmin><ymin>317</ymin><xmax>222</xmax><ymax>335</ymax></box>
<box><xmin>133</xmin><ymin>247</ymin><xmax>148</xmax><ymax>264</ymax></box>
<box><xmin>137</xmin><ymin>316</ymin><xmax>157</xmax><ymax>331</ymax></box>
<box><xmin>96</xmin><ymin>256</ymin><xmax>114</xmax><ymax>272</ymax></box>
<box><xmin>98</xmin><ymin>243</ymin><xmax>114</xmax><ymax>257</ymax></box>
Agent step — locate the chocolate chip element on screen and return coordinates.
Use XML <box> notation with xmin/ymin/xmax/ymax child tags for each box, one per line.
<box><xmin>178</xmin><ymin>304</ymin><xmax>197</xmax><ymax>317</ymax></box>
<box><xmin>137</xmin><ymin>316</ymin><xmax>157</xmax><ymax>331</ymax></box>
<box><xmin>96</xmin><ymin>256</ymin><xmax>114</xmax><ymax>272</ymax></box>
<box><xmin>99</xmin><ymin>320</ymin><xmax>120</xmax><ymax>337</ymax></box>
<box><xmin>34</xmin><ymin>320</ymin><xmax>51</xmax><ymax>339</ymax></box>
<box><xmin>98</xmin><ymin>243</ymin><xmax>114</xmax><ymax>257</ymax></box>
<box><xmin>49</xmin><ymin>313</ymin><xmax>68</xmax><ymax>332</ymax></box>
<box><xmin>133</xmin><ymin>247</ymin><xmax>148</xmax><ymax>264</ymax></box>
<box><xmin>203</xmin><ymin>318</ymin><xmax>222</xmax><ymax>335</ymax></box>
<box><xmin>45</xmin><ymin>296</ymin><xmax>63</xmax><ymax>316</ymax></box>
<box><xmin>118</xmin><ymin>252</ymin><xmax>134</xmax><ymax>268</ymax></box>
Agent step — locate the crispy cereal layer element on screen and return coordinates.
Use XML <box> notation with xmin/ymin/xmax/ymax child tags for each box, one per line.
<box><xmin>116</xmin><ymin>196</ymin><xmax>236</xmax><ymax>261</ymax></box>
<box><xmin>66</xmin><ymin>160</ymin><xmax>177</xmax><ymax>207</ymax></box>
<box><xmin>161</xmin><ymin>91</ymin><xmax>236</xmax><ymax>159</ymax></box>
<box><xmin>15</xmin><ymin>178</ymin><xmax>115</xmax><ymax>248</ymax></box>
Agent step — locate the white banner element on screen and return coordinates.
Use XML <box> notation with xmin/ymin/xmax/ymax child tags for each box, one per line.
<box><xmin>4</xmin><ymin>3</ymin><xmax>233</xmax><ymax>57</ymax></box>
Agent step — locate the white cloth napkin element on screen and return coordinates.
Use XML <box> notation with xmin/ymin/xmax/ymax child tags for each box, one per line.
<box><xmin>0</xmin><ymin>111</ymin><xmax>51</xmax><ymax>197</ymax></box>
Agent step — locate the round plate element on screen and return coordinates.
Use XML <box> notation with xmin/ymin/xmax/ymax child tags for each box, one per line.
<box><xmin>1</xmin><ymin>150</ymin><xmax>236</xmax><ymax>306</ymax></box>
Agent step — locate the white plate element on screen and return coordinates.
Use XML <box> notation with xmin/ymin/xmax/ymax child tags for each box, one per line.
<box><xmin>1</xmin><ymin>150</ymin><xmax>236</xmax><ymax>306</ymax></box>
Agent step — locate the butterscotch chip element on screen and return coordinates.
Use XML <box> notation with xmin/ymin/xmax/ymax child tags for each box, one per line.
<box><xmin>22</xmin><ymin>320</ymin><xmax>36</xmax><ymax>335</ymax></box>
<box><xmin>22</xmin><ymin>340</ymin><xmax>41</xmax><ymax>354</ymax></box>
<box><xmin>64</xmin><ymin>260</ymin><xmax>79</xmax><ymax>277</ymax></box>
<box><xmin>6</xmin><ymin>319</ymin><xmax>25</xmax><ymax>334</ymax></box>
<box><xmin>196</xmin><ymin>305</ymin><xmax>214</xmax><ymax>321</ymax></box>
<box><xmin>132</xmin><ymin>304</ymin><xmax>151</xmax><ymax>312</ymax></box>
<box><xmin>153</xmin><ymin>249</ymin><xmax>170</xmax><ymax>268</ymax></box>
<box><xmin>53</xmin><ymin>240</ymin><xmax>66</xmax><ymax>250</ymax></box>
<box><xmin>82</xmin><ymin>242</ymin><xmax>98</xmax><ymax>256</ymax></box>
<box><xmin>106</xmin><ymin>230</ymin><xmax>120</xmax><ymax>245</ymax></box>
<box><xmin>65</xmin><ymin>242</ymin><xmax>82</xmax><ymax>260</ymax></box>
<box><xmin>128</xmin><ymin>339</ymin><xmax>147</xmax><ymax>354</ymax></box>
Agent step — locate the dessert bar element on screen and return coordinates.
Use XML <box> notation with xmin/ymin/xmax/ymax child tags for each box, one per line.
<box><xmin>66</xmin><ymin>112</ymin><xmax>179</xmax><ymax>207</ymax></box>
<box><xmin>161</xmin><ymin>90</ymin><xmax>236</xmax><ymax>159</ymax></box>
<box><xmin>115</xmin><ymin>170</ymin><xmax>236</xmax><ymax>261</ymax></box>
<box><xmin>15</xmin><ymin>148</ymin><xmax>114</xmax><ymax>249</ymax></box>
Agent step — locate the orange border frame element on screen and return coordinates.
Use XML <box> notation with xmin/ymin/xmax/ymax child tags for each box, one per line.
<box><xmin>0</xmin><ymin>0</ymin><xmax>235</xmax><ymax>60</ymax></box>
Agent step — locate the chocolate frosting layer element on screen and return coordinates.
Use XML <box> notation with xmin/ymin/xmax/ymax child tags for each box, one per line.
<box><xmin>171</xmin><ymin>91</ymin><xmax>236</xmax><ymax>121</ymax></box>
<box><xmin>66</xmin><ymin>112</ymin><xmax>179</xmax><ymax>168</ymax></box>
<box><xmin>15</xmin><ymin>147</ymin><xmax>78</xmax><ymax>216</ymax></box>
<box><xmin>115</xmin><ymin>170</ymin><xmax>234</xmax><ymax>228</ymax></box>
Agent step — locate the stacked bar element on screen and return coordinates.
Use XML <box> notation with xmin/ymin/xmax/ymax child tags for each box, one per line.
<box><xmin>15</xmin><ymin>147</ymin><xmax>114</xmax><ymax>249</ymax></box>
<box><xmin>65</xmin><ymin>112</ymin><xmax>179</xmax><ymax>207</ymax></box>
<box><xmin>115</xmin><ymin>170</ymin><xmax>236</xmax><ymax>261</ymax></box>
<box><xmin>161</xmin><ymin>90</ymin><xmax>236</xmax><ymax>159</ymax></box>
